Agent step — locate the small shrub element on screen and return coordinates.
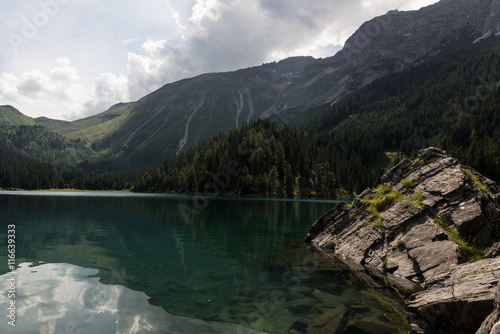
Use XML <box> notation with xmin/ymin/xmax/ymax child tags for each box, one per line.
<box><xmin>373</xmin><ymin>217</ymin><xmax>385</xmax><ymax>231</ymax></box>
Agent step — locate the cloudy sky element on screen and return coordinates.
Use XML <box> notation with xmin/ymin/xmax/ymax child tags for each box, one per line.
<box><xmin>0</xmin><ymin>0</ymin><xmax>438</xmax><ymax>120</ymax></box>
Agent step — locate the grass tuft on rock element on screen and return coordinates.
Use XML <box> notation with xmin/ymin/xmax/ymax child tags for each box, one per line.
<box><xmin>409</xmin><ymin>189</ymin><xmax>425</xmax><ymax>209</ymax></box>
<box><xmin>361</xmin><ymin>185</ymin><xmax>404</xmax><ymax>231</ymax></box>
<box><xmin>361</xmin><ymin>184</ymin><xmax>428</xmax><ymax>231</ymax></box>
<box><xmin>361</xmin><ymin>185</ymin><xmax>404</xmax><ymax>212</ymax></box>
<box><xmin>433</xmin><ymin>216</ymin><xmax>487</xmax><ymax>261</ymax></box>
<box><xmin>400</xmin><ymin>178</ymin><xmax>416</xmax><ymax>190</ymax></box>
<box><xmin>461</xmin><ymin>167</ymin><xmax>489</xmax><ymax>195</ymax></box>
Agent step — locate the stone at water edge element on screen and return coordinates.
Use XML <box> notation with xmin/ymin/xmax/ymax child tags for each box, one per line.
<box><xmin>304</xmin><ymin>304</ymin><xmax>351</xmax><ymax>334</ymax></box>
<box><xmin>305</xmin><ymin>147</ymin><xmax>500</xmax><ymax>333</ymax></box>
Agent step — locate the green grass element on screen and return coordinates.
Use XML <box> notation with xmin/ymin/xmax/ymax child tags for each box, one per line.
<box><xmin>361</xmin><ymin>184</ymin><xmax>426</xmax><ymax>231</ymax></box>
<box><xmin>57</xmin><ymin>103</ymin><xmax>135</xmax><ymax>140</ymax></box>
<box><xmin>410</xmin><ymin>188</ymin><xmax>425</xmax><ymax>209</ymax></box>
<box><xmin>361</xmin><ymin>185</ymin><xmax>404</xmax><ymax>230</ymax></box>
<box><xmin>400</xmin><ymin>178</ymin><xmax>416</xmax><ymax>190</ymax></box>
<box><xmin>433</xmin><ymin>216</ymin><xmax>487</xmax><ymax>260</ymax></box>
<box><xmin>361</xmin><ymin>184</ymin><xmax>404</xmax><ymax>212</ymax></box>
<box><xmin>461</xmin><ymin>168</ymin><xmax>489</xmax><ymax>195</ymax></box>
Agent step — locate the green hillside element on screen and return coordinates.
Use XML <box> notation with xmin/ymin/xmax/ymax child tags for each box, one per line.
<box><xmin>52</xmin><ymin>103</ymin><xmax>135</xmax><ymax>139</ymax></box>
<box><xmin>0</xmin><ymin>106</ymin><xmax>36</xmax><ymax>126</ymax></box>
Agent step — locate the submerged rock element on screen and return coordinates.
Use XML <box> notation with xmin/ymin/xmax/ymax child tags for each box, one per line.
<box><xmin>305</xmin><ymin>147</ymin><xmax>500</xmax><ymax>333</ymax></box>
<box><xmin>344</xmin><ymin>316</ymin><xmax>405</xmax><ymax>334</ymax></box>
<box><xmin>305</xmin><ymin>304</ymin><xmax>351</xmax><ymax>334</ymax></box>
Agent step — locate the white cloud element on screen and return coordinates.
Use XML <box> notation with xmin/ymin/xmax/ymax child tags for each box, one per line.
<box><xmin>0</xmin><ymin>72</ymin><xmax>21</xmax><ymax>103</ymax></box>
<box><xmin>142</xmin><ymin>39</ymin><xmax>167</xmax><ymax>54</ymax></box>
<box><xmin>190</xmin><ymin>0</ymin><xmax>225</xmax><ymax>29</ymax></box>
<box><xmin>79</xmin><ymin>73</ymin><xmax>130</xmax><ymax>119</ymax></box>
<box><xmin>0</xmin><ymin>57</ymin><xmax>86</xmax><ymax>119</ymax></box>
<box><xmin>126</xmin><ymin>39</ymin><xmax>178</xmax><ymax>100</ymax></box>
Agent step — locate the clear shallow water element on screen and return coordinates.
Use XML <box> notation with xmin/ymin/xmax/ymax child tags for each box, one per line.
<box><xmin>0</xmin><ymin>192</ymin><xmax>408</xmax><ymax>333</ymax></box>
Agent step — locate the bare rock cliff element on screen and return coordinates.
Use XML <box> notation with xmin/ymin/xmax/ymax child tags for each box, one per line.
<box><xmin>339</xmin><ymin>0</ymin><xmax>500</xmax><ymax>86</ymax></box>
<box><xmin>305</xmin><ymin>147</ymin><xmax>500</xmax><ymax>333</ymax></box>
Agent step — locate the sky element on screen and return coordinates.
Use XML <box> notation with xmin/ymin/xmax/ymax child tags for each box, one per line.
<box><xmin>0</xmin><ymin>0</ymin><xmax>439</xmax><ymax>121</ymax></box>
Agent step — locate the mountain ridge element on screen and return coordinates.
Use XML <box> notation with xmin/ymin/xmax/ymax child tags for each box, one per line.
<box><xmin>2</xmin><ymin>0</ymin><xmax>500</xmax><ymax>170</ymax></box>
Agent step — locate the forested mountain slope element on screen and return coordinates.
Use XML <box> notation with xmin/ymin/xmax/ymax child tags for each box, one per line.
<box><xmin>0</xmin><ymin>125</ymin><xmax>133</xmax><ymax>190</ymax></box>
<box><xmin>134</xmin><ymin>36</ymin><xmax>500</xmax><ymax>197</ymax></box>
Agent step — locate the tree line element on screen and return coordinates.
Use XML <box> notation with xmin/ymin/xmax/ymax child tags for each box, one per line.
<box><xmin>0</xmin><ymin>160</ymin><xmax>135</xmax><ymax>191</ymax></box>
<box><xmin>0</xmin><ymin>127</ymin><xmax>135</xmax><ymax>191</ymax></box>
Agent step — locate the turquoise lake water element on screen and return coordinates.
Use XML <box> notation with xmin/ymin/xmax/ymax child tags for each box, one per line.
<box><xmin>0</xmin><ymin>192</ymin><xmax>408</xmax><ymax>333</ymax></box>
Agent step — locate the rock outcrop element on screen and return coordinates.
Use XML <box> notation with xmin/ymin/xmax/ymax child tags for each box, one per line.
<box><xmin>305</xmin><ymin>147</ymin><xmax>500</xmax><ymax>333</ymax></box>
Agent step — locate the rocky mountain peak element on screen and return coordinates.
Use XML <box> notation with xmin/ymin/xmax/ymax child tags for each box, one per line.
<box><xmin>339</xmin><ymin>0</ymin><xmax>500</xmax><ymax>85</ymax></box>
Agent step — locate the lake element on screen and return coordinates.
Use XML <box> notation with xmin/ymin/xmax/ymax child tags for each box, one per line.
<box><xmin>0</xmin><ymin>192</ymin><xmax>408</xmax><ymax>333</ymax></box>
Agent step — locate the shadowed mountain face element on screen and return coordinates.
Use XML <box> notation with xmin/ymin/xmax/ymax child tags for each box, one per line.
<box><xmin>2</xmin><ymin>0</ymin><xmax>500</xmax><ymax>170</ymax></box>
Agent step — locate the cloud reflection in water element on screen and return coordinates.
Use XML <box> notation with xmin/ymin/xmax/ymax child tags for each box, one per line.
<box><xmin>0</xmin><ymin>262</ymin><xmax>264</xmax><ymax>334</ymax></box>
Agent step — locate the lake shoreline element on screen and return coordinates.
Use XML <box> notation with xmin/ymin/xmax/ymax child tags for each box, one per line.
<box><xmin>0</xmin><ymin>187</ymin><xmax>132</xmax><ymax>193</ymax></box>
<box><xmin>0</xmin><ymin>187</ymin><xmax>353</xmax><ymax>202</ymax></box>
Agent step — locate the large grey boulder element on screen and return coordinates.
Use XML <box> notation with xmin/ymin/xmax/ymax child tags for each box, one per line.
<box><xmin>305</xmin><ymin>147</ymin><xmax>500</xmax><ymax>333</ymax></box>
<box><xmin>476</xmin><ymin>281</ymin><xmax>500</xmax><ymax>333</ymax></box>
<box><xmin>406</xmin><ymin>258</ymin><xmax>500</xmax><ymax>333</ymax></box>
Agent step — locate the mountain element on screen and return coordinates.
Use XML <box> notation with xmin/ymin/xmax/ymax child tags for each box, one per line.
<box><xmin>65</xmin><ymin>56</ymin><xmax>351</xmax><ymax>170</ymax></box>
<box><xmin>2</xmin><ymin>0</ymin><xmax>500</xmax><ymax>171</ymax></box>
<box><xmin>134</xmin><ymin>36</ymin><xmax>500</xmax><ymax>197</ymax></box>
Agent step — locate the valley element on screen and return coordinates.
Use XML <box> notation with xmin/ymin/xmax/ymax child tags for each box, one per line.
<box><xmin>1</xmin><ymin>0</ymin><xmax>500</xmax><ymax>196</ymax></box>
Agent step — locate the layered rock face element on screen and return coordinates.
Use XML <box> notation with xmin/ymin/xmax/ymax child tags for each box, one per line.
<box><xmin>305</xmin><ymin>147</ymin><xmax>500</xmax><ymax>333</ymax></box>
